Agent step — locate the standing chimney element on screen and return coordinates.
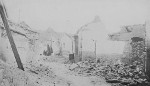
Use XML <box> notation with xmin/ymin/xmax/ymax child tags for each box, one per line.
<box><xmin>74</xmin><ymin>35</ymin><xmax>79</xmax><ymax>62</ymax></box>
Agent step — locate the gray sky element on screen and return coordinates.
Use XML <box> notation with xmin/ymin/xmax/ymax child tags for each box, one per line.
<box><xmin>3</xmin><ymin>0</ymin><xmax>150</xmax><ymax>34</ymax></box>
<box><xmin>2</xmin><ymin>0</ymin><xmax>150</xmax><ymax>54</ymax></box>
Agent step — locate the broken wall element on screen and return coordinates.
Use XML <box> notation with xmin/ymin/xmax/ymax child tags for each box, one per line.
<box><xmin>109</xmin><ymin>24</ymin><xmax>146</xmax><ymax>67</ymax></box>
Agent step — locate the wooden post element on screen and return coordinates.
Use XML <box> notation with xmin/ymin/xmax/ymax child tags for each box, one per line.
<box><xmin>146</xmin><ymin>20</ymin><xmax>150</xmax><ymax>80</ymax></box>
<box><xmin>80</xmin><ymin>34</ymin><xmax>82</xmax><ymax>61</ymax></box>
<box><xmin>72</xmin><ymin>40</ymin><xmax>74</xmax><ymax>53</ymax></box>
<box><xmin>95</xmin><ymin>40</ymin><xmax>97</xmax><ymax>62</ymax></box>
<box><xmin>0</xmin><ymin>2</ymin><xmax>24</xmax><ymax>70</ymax></box>
<box><xmin>93</xmin><ymin>39</ymin><xmax>97</xmax><ymax>62</ymax></box>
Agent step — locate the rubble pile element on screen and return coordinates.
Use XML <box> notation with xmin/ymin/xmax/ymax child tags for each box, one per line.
<box><xmin>70</xmin><ymin>61</ymin><xmax>149</xmax><ymax>86</ymax></box>
<box><xmin>70</xmin><ymin>41</ymin><xmax>149</xmax><ymax>86</ymax></box>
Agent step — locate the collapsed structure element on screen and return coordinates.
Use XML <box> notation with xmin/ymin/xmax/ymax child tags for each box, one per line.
<box><xmin>0</xmin><ymin>19</ymin><xmax>75</xmax><ymax>66</ymax></box>
<box><xmin>109</xmin><ymin>24</ymin><xmax>145</xmax><ymax>55</ymax></box>
<box><xmin>109</xmin><ymin>22</ymin><xmax>150</xmax><ymax>80</ymax></box>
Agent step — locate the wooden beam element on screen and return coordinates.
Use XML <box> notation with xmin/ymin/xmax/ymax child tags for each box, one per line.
<box><xmin>146</xmin><ymin>20</ymin><xmax>150</xmax><ymax>80</ymax></box>
<box><xmin>0</xmin><ymin>2</ymin><xmax>24</xmax><ymax>70</ymax></box>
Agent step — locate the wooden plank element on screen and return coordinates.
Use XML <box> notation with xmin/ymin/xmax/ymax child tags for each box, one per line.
<box><xmin>146</xmin><ymin>20</ymin><xmax>150</xmax><ymax>80</ymax></box>
<box><xmin>0</xmin><ymin>2</ymin><xmax>24</xmax><ymax>70</ymax></box>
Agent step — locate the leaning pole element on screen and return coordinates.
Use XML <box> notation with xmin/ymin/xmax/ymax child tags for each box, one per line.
<box><xmin>0</xmin><ymin>1</ymin><xmax>24</xmax><ymax>70</ymax></box>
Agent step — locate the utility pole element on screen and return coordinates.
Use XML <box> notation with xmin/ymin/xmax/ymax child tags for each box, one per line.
<box><xmin>0</xmin><ymin>1</ymin><xmax>24</xmax><ymax>70</ymax></box>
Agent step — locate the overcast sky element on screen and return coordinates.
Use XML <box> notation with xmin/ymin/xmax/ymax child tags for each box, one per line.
<box><xmin>1</xmin><ymin>0</ymin><xmax>150</xmax><ymax>54</ymax></box>
<box><xmin>3</xmin><ymin>0</ymin><xmax>150</xmax><ymax>34</ymax></box>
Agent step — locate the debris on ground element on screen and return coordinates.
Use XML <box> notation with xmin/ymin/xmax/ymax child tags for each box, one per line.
<box><xmin>68</xmin><ymin>41</ymin><xmax>150</xmax><ymax>86</ymax></box>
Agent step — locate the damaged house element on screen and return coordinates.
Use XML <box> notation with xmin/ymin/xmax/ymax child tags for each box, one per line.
<box><xmin>109</xmin><ymin>24</ymin><xmax>146</xmax><ymax>60</ymax></box>
<box><xmin>39</xmin><ymin>27</ymin><xmax>73</xmax><ymax>56</ymax></box>
<box><xmin>0</xmin><ymin>19</ymin><xmax>74</xmax><ymax>66</ymax></box>
<box><xmin>76</xmin><ymin>16</ymin><xmax>124</xmax><ymax>61</ymax></box>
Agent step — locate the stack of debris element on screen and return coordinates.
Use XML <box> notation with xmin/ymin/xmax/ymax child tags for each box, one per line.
<box><xmin>69</xmin><ymin>41</ymin><xmax>149</xmax><ymax>86</ymax></box>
